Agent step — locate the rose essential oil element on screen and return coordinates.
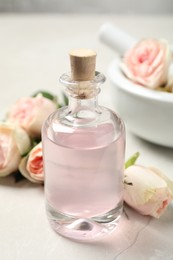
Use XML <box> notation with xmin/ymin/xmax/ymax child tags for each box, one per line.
<box><xmin>42</xmin><ymin>49</ymin><xmax>125</xmax><ymax>241</ymax></box>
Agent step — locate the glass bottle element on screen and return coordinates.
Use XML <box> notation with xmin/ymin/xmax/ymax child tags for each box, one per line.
<box><xmin>42</xmin><ymin>49</ymin><xmax>125</xmax><ymax>241</ymax></box>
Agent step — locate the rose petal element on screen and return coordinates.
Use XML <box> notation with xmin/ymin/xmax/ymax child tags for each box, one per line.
<box><xmin>19</xmin><ymin>156</ymin><xmax>43</xmax><ymax>184</ymax></box>
<box><xmin>6</xmin><ymin>94</ymin><xmax>57</xmax><ymax>137</ymax></box>
<box><xmin>26</xmin><ymin>142</ymin><xmax>44</xmax><ymax>181</ymax></box>
<box><xmin>122</xmin><ymin>39</ymin><xmax>171</xmax><ymax>89</ymax></box>
<box><xmin>0</xmin><ymin>122</ymin><xmax>31</xmax><ymax>177</ymax></box>
<box><xmin>124</xmin><ymin>165</ymin><xmax>173</xmax><ymax>218</ymax></box>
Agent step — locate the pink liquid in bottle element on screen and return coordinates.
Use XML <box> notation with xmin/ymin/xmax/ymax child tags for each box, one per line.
<box><xmin>43</xmin><ymin>109</ymin><xmax>125</xmax><ymax>241</ymax></box>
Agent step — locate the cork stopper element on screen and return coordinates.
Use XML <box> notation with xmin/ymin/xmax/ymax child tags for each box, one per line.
<box><xmin>69</xmin><ymin>49</ymin><xmax>97</xmax><ymax>81</ymax></box>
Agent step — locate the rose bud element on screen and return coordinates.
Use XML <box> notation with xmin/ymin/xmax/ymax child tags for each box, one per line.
<box><xmin>0</xmin><ymin>122</ymin><xmax>31</xmax><ymax>177</ymax></box>
<box><xmin>124</xmin><ymin>165</ymin><xmax>173</xmax><ymax>218</ymax></box>
<box><xmin>19</xmin><ymin>142</ymin><xmax>43</xmax><ymax>184</ymax></box>
<box><xmin>6</xmin><ymin>94</ymin><xmax>57</xmax><ymax>137</ymax></box>
<box><xmin>121</xmin><ymin>39</ymin><xmax>171</xmax><ymax>89</ymax></box>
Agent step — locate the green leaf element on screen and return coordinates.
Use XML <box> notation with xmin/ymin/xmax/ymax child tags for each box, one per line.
<box><xmin>21</xmin><ymin>137</ymin><xmax>41</xmax><ymax>157</ymax></box>
<box><xmin>125</xmin><ymin>152</ymin><xmax>140</xmax><ymax>169</ymax></box>
<box><xmin>58</xmin><ymin>92</ymin><xmax>69</xmax><ymax>108</ymax></box>
<box><xmin>32</xmin><ymin>90</ymin><xmax>57</xmax><ymax>103</ymax></box>
<box><xmin>13</xmin><ymin>170</ymin><xmax>26</xmax><ymax>183</ymax></box>
<box><xmin>62</xmin><ymin>92</ymin><xmax>69</xmax><ymax>106</ymax></box>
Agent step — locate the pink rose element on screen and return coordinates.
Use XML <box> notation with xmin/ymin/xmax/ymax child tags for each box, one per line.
<box><xmin>0</xmin><ymin>122</ymin><xmax>31</xmax><ymax>177</ymax></box>
<box><xmin>6</xmin><ymin>94</ymin><xmax>57</xmax><ymax>137</ymax></box>
<box><xmin>19</xmin><ymin>142</ymin><xmax>43</xmax><ymax>183</ymax></box>
<box><xmin>124</xmin><ymin>165</ymin><xmax>173</xmax><ymax>218</ymax></box>
<box><xmin>121</xmin><ymin>39</ymin><xmax>171</xmax><ymax>89</ymax></box>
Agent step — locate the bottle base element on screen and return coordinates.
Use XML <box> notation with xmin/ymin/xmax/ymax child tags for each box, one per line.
<box><xmin>46</xmin><ymin>202</ymin><xmax>123</xmax><ymax>242</ymax></box>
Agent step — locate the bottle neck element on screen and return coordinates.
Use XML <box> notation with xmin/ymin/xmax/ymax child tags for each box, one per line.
<box><xmin>60</xmin><ymin>71</ymin><xmax>106</xmax><ymax>116</ymax></box>
<box><xmin>60</xmin><ymin>71</ymin><xmax>105</xmax><ymax>97</ymax></box>
<box><xmin>68</xmin><ymin>95</ymin><xmax>99</xmax><ymax>113</ymax></box>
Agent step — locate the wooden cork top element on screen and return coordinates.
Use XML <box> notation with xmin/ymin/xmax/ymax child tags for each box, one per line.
<box><xmin>69</xmin><ymin>49</ymin><xmax>97</xmax><ymax>81</ymax></box>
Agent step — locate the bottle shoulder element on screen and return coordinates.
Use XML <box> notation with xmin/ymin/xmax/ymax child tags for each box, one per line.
<box><xmin>44</xmin><ymin>105</ymin><xmax>124</xmax><ymax>130</ymax></box>
<box><xmin>43</xmin><ymin>105</ymin><xmax>125</xmax><ymax>148</ymax></box>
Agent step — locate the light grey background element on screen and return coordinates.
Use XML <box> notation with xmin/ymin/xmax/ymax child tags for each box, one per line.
<box><xmin>0</xmin><ymin>0</ymin><xmax>173</xmax><ymax>14</ymax></box>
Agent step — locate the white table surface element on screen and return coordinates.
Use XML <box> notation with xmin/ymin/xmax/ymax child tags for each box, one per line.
<box><xmin>0</xmin><ymin>14</ymin><xmax>173</xmax><ymax>260</ymax></box>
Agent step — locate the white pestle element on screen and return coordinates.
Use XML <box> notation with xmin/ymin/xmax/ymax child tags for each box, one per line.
<box><xmin>99</xmin><ymin>23</ymin><xmax>137</xmax><ymax>56</ymax></box>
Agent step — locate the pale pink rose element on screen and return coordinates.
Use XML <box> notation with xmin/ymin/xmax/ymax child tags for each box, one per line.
<box><xmin>6</xmin><ymin>94</ymin><xmax>57</xmax><ymax>137</ymax></box>
<box><xmin>124</xmin><ymin>165</ymin><xmax>173</xmax><ymax>218</ymax></box>
<box><xmin>121</xmin><ymin>39</ymin><xmax>171</xmax><ymax>89</ymax></box>
<box><xmin>19</xmin><ymin>142</ymin><xmax>43</xmax><ymax>183</ymax></box>
<box><xmin>0</xmin><ymin>122</ymin><xmax>31</xmax><ymax>177</ymax></box>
